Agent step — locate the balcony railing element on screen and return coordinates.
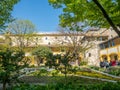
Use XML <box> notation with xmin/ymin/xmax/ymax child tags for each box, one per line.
<box><xmin>100</xmin><ymin>45</ymin><xmax>120</xmax><ymax>55</ymax></box>
<box><xmin>108</xmin><ymin>47</ymin><xmax>117</xmax><ymax>54</ymax></box>
<box><xmin>100</xmin><ymin>49</ymin><xmax>107</xmax><ymax>55</ymax></box>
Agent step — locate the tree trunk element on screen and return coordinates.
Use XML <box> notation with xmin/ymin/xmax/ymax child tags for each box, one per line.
<box><xmin>64</xmin><ymin>65</ymin><xmax>67</xmax><ymax>85</ymax></box>
<box><xmin>2</xmin><ymin>81</ymin><xmax>6</xmax><ymax>90</ymax></box>
<box><xmin>92</xmin><ymin>0</ymin><xmax>120</xmax><ymax>37</ymax></box>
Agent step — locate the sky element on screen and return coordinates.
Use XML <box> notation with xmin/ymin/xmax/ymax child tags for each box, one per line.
<box><xmin>12</xmin><ymin>0</ymin><xmax>62</xmax><ymax>33</ymax></box>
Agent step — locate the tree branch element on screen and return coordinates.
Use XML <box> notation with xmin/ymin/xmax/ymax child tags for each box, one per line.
<box><xmin>92</xmin><ymin>0</ymin><xmax>120</xmax><ymax>37</ymax></box>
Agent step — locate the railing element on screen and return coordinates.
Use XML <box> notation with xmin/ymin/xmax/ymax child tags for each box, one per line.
<box><xmin>108</xmin><ymin>47</ymin><xmax>118</xmax><ymax>54</ymax></box>
<box><xmin>100</xmin><ymin>49</ymin><xmax>107</xmax><ymax>55</ymax></box>
<box><xmin>100</xmin><ymin>45</ymin><xmax>120</xmax><ymax>55</ymax></box>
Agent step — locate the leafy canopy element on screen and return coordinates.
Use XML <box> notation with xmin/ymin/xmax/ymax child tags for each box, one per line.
<box><xmin>6</xmin><ymin>19</ymin><xmax>36</xmax><ymax>34</ymax></box>
<box><xmin>0</xmin><ymin>48</ymin><xmax>28</xmax><ymax>90</ymax></box>
<box><xmin>0</xmin><ymin>0</ymin><xmax>20</xmax><ymax>31</ymax></box>
<box><xmin>48</xmin><ymin>0</ymin><xmax>120</xmax><ymax>28</ymax></box>
<box><xmin>32</xmin><ymin>46</ymin><xmax>53</xmax><ymax>58</ymax></box>
<box><xmin>6</xmin><ymin>19</ymin><xmax>37</xmax><ymax>48</ymax></box>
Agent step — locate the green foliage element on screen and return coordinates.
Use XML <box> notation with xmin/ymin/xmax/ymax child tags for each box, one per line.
<box><xmin>46</xmin><ymin>51</ymin><xmax>73</xmax><ymax>84</ymax></box>
<box><xmin>32</xmin><ymin>46</ymin><xmax>53</xmax><ymax>66</ymax></box>
<box><xmin>0</xmin><ymin>48</ymin><xmax>28</xmax><ymax>90</ymax></box>
<box><xmin>89</xmin><ymin>66</ymin><xmax>120</xmax><ymax>76</ymax></box>
<box><xmin>80</xmin><ymin>60</ymin><xmax>88</xmax><ymax>66</ymax></box>
<box><xmin>46</xmin><ymin>52</ymin><xmax>72</xmax><ymax>72</ymax></box>
<box><xmin>32</xmin><ymin>46</ymin><xmax>52</xmax><ymax>58</ymax></box>
<box><xmin>7</xmin><ymin>19</ymin><xmax>36</xmax><ymax>34</ymax></box>
<box><xmin>0</xmin><ymin>0</ymin><xmax>20</xmax><ymax>31</ymax></box>
<box><xmin>50</xmin><ymin>70</ymin><xmax>59</xmax><ymax>77</ymax></box>
<box><xmin>48</xmin><ymin>0</ymin><xmax>120</xmax><ymax>31</ymax></box>
<box><xmin>11</xmin><ymin>82</ymin><xmax>120</xmax><ymax>90</ymax></box>
<box><xmin>30</xmin><ymin>69</ymin><xmax>48</xmax><ymax>77</ymax></box>
<box><xmin>11</xmin><ymin>83</ymin><xmax>48</xmax><ymax>90</ymax></box>
<box><xmin>45</xmin><ymin>54</ymin><xmax>60</xmax><ymax>69</ymax></box>
<box><xmin>105</xmin><ymin>66</ymin><xmax>120</xmax><ymax>76</ymax></box>
<box><xmin>6</xmin><ymin>19</ymin><xmax>37</xmax><ymax>48</ymax></box>
<box><xmin>67</xmin><ymin>66</ymin><xmax>79</xmax><ymax>74</ymax></box>
<box><xmin>89</xmin><ymin>65</ymin><xmax>100</xmax><ymax>70</ymax></box>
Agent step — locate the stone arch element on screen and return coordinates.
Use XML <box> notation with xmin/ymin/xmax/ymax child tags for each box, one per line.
<box><xmin>109</xmin><ymin>53</ymin><xmax>118</xmax><ymax>60</ymax></box>
<box><xmin>101</xmin><ymin>55</ymin><xmax>107</xmax><ymax>61</ymax></box>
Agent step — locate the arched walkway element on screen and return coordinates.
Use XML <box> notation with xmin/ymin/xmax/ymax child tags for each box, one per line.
<box><xmin>109</xmin><ymin>53</ymin><xmax>118</xmax><ymax>60</ymax></box>
<box><xmin>101</xmin><ymin>55</ymin><xmax>107</xmax><ymax>61</ymax></box>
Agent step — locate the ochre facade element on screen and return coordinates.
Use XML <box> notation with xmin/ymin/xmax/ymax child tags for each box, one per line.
<box><xmin>99</xmin><ymin>36</ymin><xmax>120</xmax><ymax>62</ymax></box>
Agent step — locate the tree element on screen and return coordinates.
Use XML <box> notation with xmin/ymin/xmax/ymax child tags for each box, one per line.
<box><xmin>6</xmin><ymin>19</ymin><xmax>37</xmax><ymax>48</ymax></box>
<box><xmin>45</xmin><ymin>50</ymin><xmax>72</xmax><ymax>84</ymax></box>
<box><xmin>59</xmin><ymin>52</ymin><xmax>72</xmax><ymax>84</ymax></box>
<box><xmin>32</xmin><ymin>46</ymin><xmax>53</xmax><ymax>66</ymax></box>
<box><xmin>48</xmin><ymin>0</ymin><xmax>120</xmax><ymax>36</ymax></box>
<box><xmin>55</xmin><ymin>25</ymin><xmax>91</xmax><ymax>66</ymax></box>
<box><xmin>45</xmin><ymin>25</ymin><xmax>91</xmax><ymax>84</ymax></box>
<box><xmin>0</xmin><ymin>0</ymin><xmax>20</xmax><ymax>31</ymax></box>
<box><xmin>92</xmin><ymin>0</ymin><xmax>120</xmax><ymax>36</ymax></box>
<box><xmin>0</xmin><ymin>48</ymin><xmax>28</xmax><ymax>90</ymax></box>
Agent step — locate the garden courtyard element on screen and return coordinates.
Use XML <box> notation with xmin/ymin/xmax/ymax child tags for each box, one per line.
<box><xmin>1</xmin><ymin>0</ymin><xmax>120</xmax><ymax>90</ymax></box>
<box><xmin>1</xmin><ymin>64</ymin><xmax>120</xmax><ymax>90</ymax></box>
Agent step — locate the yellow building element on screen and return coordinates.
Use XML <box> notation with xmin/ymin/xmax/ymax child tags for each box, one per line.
<box><xmin>0</xmin><ymin>29</ymin><xmax>109</xmax><ymax>66</ymax></box>
<box><xmin>99</xmin><ymin>36</ymin><xmax>120</xmax><ymax>62</ymax></box>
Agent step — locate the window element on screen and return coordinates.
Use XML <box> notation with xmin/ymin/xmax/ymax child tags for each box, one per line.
<box><xmin>100</xmin><ymin>44</ymin><xmax>103</xmax><ymax>49</ymax></box>
<box><xmin>48</xmin><ymin>42</ymin><xmax>50</xmax><ymax>45</ymax></box>
<box><xmin>40</xmin><ymin>59</ymin><xmax>43</xmax><ymax>63</ymax></box>
<box><xmin>100</xmin><ymin>44</ymin><xmax>105</xmax><ymax>49</ymax></box>
<box><xmin>27</xmin><ymin>37</ymin><xmax>29</xmax><ymax>40</ymax></box>
<box><xmin>89</xmin><ymin>53</ymin><xmax>91</xmax><ymax>57</ymax></box>
<box><xmin>55</xmin><ymin>36</ymin><xmax>57</xmax><ymax>39</ymax></box>
<box><xmin>100</xmin><ymin>37</ymin><xmax>103</xmax><ymax>41</ymax></box>
<box><xmin>111</xmin><ymin>35</ymin><xmax>113</xmax><ymax>38</ymax></box>
<box><xmin>35</xmin><ymin>42</ymin><xmax>38</xmax><ymax>46</ymax></box>
<box><xmin>104</xmin><ymin>42</ymin><xmax>109</xmax><ymax>48</ymax></box>
<box><xmin>102</xmin><ymin>37</ymin><xmax>108</xmax><ymax>41</ymax></box>
<box><xmin>61</xmin><ymin>48</ymin><xmax>65</xmax><ymax>52</ymax></box>
<box><xmin>84</xmin><ymin>37</ymin><xmax>86</xmax><ymax>41</ymax></box>
<box><xmin>65</xmin><ymin>36</ymin><xmax>67</xmax><ymax>40</ymax></box>
<box><xmin>45</xmin><ymin>37</ymin><xmax>47</xmax><ymax>40</ymax></box>
<box><xmin>108</xmin><ymin>42</ymin><xmax>111</xmax><ymax>47</ymax></box>
<box><xmin>9</xmin><ymin>42</ymin><xmax>12</xmax><ymax>46</ymax></box>
<box><xmin>111</xmin><ymin>40</ymin><xmax>115</xmax><ymax>46</ymax></box>
<box><xmin>36</xmin><ymin>37</ymin><xmax>38</xmax><ymax>41</ymax></box>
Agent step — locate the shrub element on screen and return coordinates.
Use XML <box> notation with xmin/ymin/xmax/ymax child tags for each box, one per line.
<box><xmin>50</xmin><ymin>70</ymin><xmax>59</xmax><ymax>77</ymax></box>
<box><xmin>80</xmin><ymin>60</ymin><xmax>88</xmax><ymax>66</ymax></box>
<box><xmin>105</xmin><ymin>66</ymin><xmax>120</xmax><ymax>76</ymax></box>
<box><xmin>11</xmin><ymin>82</ymin><xmax>120</xmax><ymax>90</ymax></box>
<box><xmin>89</xmin><ymin>65</ymin><xmax>100</xmax><ymax>70</ymax></box>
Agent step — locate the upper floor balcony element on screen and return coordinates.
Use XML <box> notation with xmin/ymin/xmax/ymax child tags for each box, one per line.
<box><xmin>100</xmin><ymin>45</ymin><xmax>120</xmax><ymax>55</ymax></box>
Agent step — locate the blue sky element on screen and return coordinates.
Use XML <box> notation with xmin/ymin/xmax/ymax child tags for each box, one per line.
<box><xmin>12</xmin><ymin>0</ymin><xmax>62</xmax><ymax>32</ymax></box>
